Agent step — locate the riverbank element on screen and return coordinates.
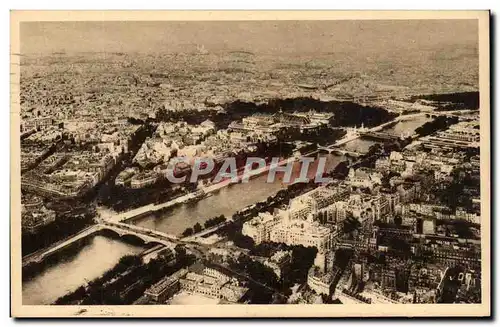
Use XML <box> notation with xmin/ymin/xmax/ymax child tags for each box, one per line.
<box><xmin>98</xmin><ymin>154</ymin><xmax>302</xmax><ymax>225</ymax></box>
<box><xmin>22</xmin><ymin>228</ymin><xmax>151</xmax><ymax>280</ymax></box>
<box><xmin>22</xmin><ymin>233</ymin><xmax>146</xmax><ymax>305</ymax></box>
<box><xmin>103</xmin><ymin>113</ymin><xmax>435</xmax><ymax>237</ymax></box>
<box><xmin>97</xmin><ymin>112</ymin><xmax>407</xmax><ymax>230</ymax></box>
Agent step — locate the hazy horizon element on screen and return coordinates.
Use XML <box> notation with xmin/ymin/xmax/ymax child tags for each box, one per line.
<box><xmin>20</xmin><ymin>20</ymin><xmax>478</xmax><ymax>56</ymax></box>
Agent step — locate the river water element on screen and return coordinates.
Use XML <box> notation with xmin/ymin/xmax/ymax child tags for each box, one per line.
<box><xmin>340</xmin><ymin>116</ymin><xmax>432</xmax><ymax>154</ymax></box>
<box><xmin>22</xmin><ymin>115</ymin><xmax>430</xmax><ymax>304</ymax></box>
<box><xmin>386</xmin><ymin>116</ymin><xmax>432</xmax><ymax>136</ymax></box>
<box><xmin>22</xmin><ymin>235</ymin><xmax>145</xmax><ymax>305</ymax></box>
<box><xmin>340</xmin><ymin>138</ymin><xmax>378</xmax><ymax>153</ymax></box>
<box><xmin>130</xmin><ymin>153</ymin><xmax>346</xmax><ymax>236</ymax></box>
<box><xmin>129</xmin><ymin>115</ymin><xmax>431</xmax><ymax>236</ymax></box>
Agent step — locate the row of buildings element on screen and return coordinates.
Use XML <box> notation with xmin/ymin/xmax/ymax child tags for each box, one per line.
<box><xmin>21</xmin><ymin>194</ymin><xmax>56</xmax><ymax>234</ymax></box>
<box><xmin>421</xmin><ymin>121</ymin><xmax>480</xmax><ymax>150</ymax></box>
<box><xmin>21</xmin><ymin>120</ymin><xmax>144</xmax><ymax>199</ymax></box>
<box><xmin>144</xmin><ymin>265</ymin><xmax>249</xmax><ymax>304</ymax></box>
<box><xmin>22</xmin><ymin>150</ymin><xmax>116</xmax><ymax>198</ymax></box>
<box><xmin>229</xmin><ymin>110</ymin><xmax>332</xmax><ymax>137</ymax></box>
<box><xmin>239</xmin><ymin>112</ymin><xmax>482</xmax><ymax>303</ymax></box>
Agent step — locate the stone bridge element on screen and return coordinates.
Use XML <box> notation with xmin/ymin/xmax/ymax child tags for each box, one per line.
<box><xmin>22</xmin><ymin>223</ymin><xmax>178</xmax><ymax>267</ymax></box>
<box><xmin>317</xmin><ymin>146</ymin><xmax>362</xmax><ymax>157</ymax></box>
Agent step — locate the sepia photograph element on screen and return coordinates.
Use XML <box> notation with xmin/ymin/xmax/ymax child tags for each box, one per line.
<box><xmin>10</xmin><ymin>10</ymin><xmax>490</xmax><ymax>318</ymax></box>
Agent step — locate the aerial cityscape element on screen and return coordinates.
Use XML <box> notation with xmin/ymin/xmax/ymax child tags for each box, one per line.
<box><xmin>17</xmin><ymin>18</ymin><xmax>483</xmax><ymax>310</ymax></box>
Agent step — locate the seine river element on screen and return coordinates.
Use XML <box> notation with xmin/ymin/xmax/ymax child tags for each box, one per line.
<box><xmin>22</xmin><ymin>235</ymin><xmax>145</xmax><ymax>305</ymax></box>
<box><xmin>386</xmin><ymin>116</ymin><xmax>432</xmax><ymax>135</ymax></box>
<box><xmin>130</xmin><ymin>153</ymin><xmax>346</xmax><ymax>235</ymax></box>
<box><xmin>129</xmin><ymin>115</ymin><xmax>431</xmax><ymax>236</ymax></box>
<box><xmin>22</xmin><ymin>115</ymin><xmax>430</xmax><ymax>305</ymax></box>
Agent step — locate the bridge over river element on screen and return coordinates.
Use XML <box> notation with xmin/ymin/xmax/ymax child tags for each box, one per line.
<box><xmin>317</xmin><ymin>146</ymin><xmax>363</xmax><ymax>157</ymax></box>
<box><xmin>317</xmin><ymin>115</ymin><xmax>411</xmax><ymax>154</ymax></box>
<box><xmin>22</xmin><ymin>223</ymin><xmax>178</xmax><ymax>268</ymax></box>
<box><xmin>317</xmin><ymin>110</ymin><xmax>469</xmax><ymax>155</ymax></box>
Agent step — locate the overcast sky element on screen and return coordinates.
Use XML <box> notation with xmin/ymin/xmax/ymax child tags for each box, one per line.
<box><xmin>20</xmin><ymin>20</ymin><xmax>478</xmax><ymax>55</ymax></box>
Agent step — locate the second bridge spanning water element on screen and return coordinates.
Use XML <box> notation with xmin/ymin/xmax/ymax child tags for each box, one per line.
<box><xmin>317</xmin><ymin>146</ymin><xmax>363</xmax><ymax>157</ymax></box>
<box><xmin>319</xmin><ymin>110</ymin><xmax>457</xmax><ymax>155</ymax></box>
